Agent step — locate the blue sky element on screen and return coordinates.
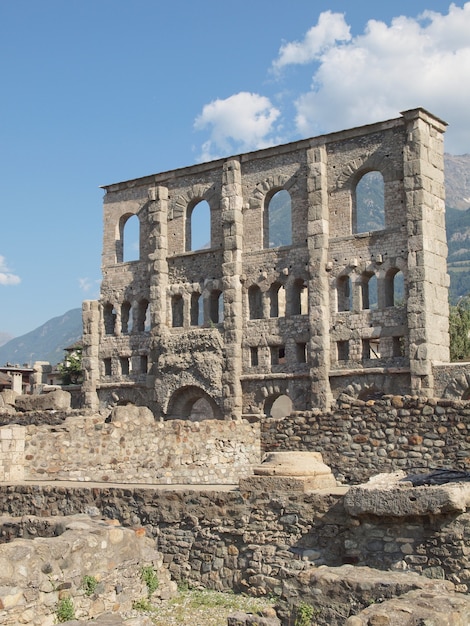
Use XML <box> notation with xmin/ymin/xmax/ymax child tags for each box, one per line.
<box><xmin>1</xmin><ymin>0</ymin><xmax>469</xmax><ymax>338</ymax></box>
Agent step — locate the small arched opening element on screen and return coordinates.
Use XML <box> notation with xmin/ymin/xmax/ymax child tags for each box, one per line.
<box><xmin>264</xmin><ymin>394</ymin><xmax>293</xmax><ymax>419</ymax></box>
<box><xmin>248</xmin><ymin>285</ymin><xmax>263</xmax><ymax>320</ymax></box>
<box><xmin>166</xmin><ymin>386</ymin><xmax>222</xmax><ymax>420</ymax></box>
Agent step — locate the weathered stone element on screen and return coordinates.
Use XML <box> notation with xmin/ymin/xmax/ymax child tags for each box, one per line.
<box><xmin>15</xmin><ymin>390</ymin><xmax>71</xmax><ymax>412</ymax></box>
<box><xmin>344</xmin><ymin>471</ymin><xmax>470</xmax><ymax>517</ymax></box>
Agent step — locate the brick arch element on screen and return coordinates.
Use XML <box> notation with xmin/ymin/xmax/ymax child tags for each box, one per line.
<box><xmin>248</xmin><ymin>174</ymin><xmax>295</xmax><ymax>210</ymax></box>
<box><xmin>170</xmin><ymin>184</ymin><xmax>218</xmax><ymax>220</ymax></box>
<box><xmin>334</xmin><ymin>149</ymin><xmax>397</xmax><ymax>190</ymax></box>
<box><xmin>165</xmin><ymin>385</ymin><xmax>222</xmax><ymax>420</ymax></box>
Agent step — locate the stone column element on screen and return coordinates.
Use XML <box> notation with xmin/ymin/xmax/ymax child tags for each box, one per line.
<box><xmin>81</xmin><ymin>300</ymin><xmax>100</xmax><ymax>410</ymax></box>
<box><xmin>221</xmin><ymin>158</ymin><xmax>244</xmax><ymax>420</ymax></box>
<box><xmin>402</xmin><ymin>108</ymin><xmax>448</xmax><ymax>397</ymax></box>
<box><xmin>306</xmin><ymin>143</ymin><xmax>333</xmax><ymax>410</ymax></box>
<box><xmin>147</xmin><ymin>185</ymin><xmax>169</xmax><ymax>414</ymax></box>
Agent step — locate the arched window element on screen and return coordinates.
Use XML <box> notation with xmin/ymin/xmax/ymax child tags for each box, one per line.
<box><xmin>337</xmin><ymin>276</ymin><xmax>352</xmax><ymax>312</ymax></box>
<box><xmin>103</xmin><ymin>303</ymin><xmax>116</xmax><ymax>335</ymax></box>
<box><xmin>385</xmin><ymin>269</ymin><xmax>405</xmax><ymax>307</ymax></box>
<box><xmin>265</xmin><ymin>190</ymin><xmax>292</xmax><ymax>248</ymax></box>
<box><xmin>121</xmin><ymin>301</ymin><xmax>132</xmax><ymax>334</ymax></box>
<box><xmin>136</xmin><ymin>299</ymin><xmax>149</xmax><ymax>332</ymax></box>
<box><xmin>269</xmin><ymin>282</ymin><xmax>286</xmax><ymax>318</ymax></box>
<box><xmin>355</xmin><ymin>171</ymin><xmax>385</xmax><ymax>234</ymax></box>
<box><xmin>186</xmin><ymin>200</ymin><xmax>210</xmax><ymax>251</ymax></box>
<box><xmin>361</xmin><ymin>273</ymin><xmax>377</xmax><ymax>310</ymax></box>
<box><xmin>190</xmin><ymin>293</ymin><xmax>203</xmax><ymax>326</ymax></box>
<box><xmin>248</xmin><ymin>285</ymin><xmax>263</xmax><ymax>319</ymax></box>
<box><xmin>292</xmin><ymin>279</ymin><xmax>308</xmax><ymax>315</ymax></box>
<box><xmin>121</xmin><ymin>214</ymin><xmax>140</xmax><ymax>262</ymax></box>
<box><xmin>171</xmin><ymin>295</ymin><xmax>184</xmax><ymax>327</ymax></box>
<box><xmin>209</xmin><ymin>290</ymin><xmax>223</xmax><ymax>324</ymax></box>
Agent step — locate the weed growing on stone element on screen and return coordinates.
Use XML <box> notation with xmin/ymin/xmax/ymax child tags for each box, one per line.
<box><xmin>81</xmin><ymin>574</ymin><xmax>98</xmax><ymax>596</ymax></box>
<box><xmin>294</xmin><ymin>601</ymin><xmax>318</xmax><ymax>626</ymax></box>
<box><xmin>55</xmin><ymin>596</ymin><xmax>75</xmax><ymax>622</ymax></box>
<box><xmin>141</xmin><ymin>565</ymin><xmax>159</xmax><ymax>597</ymax></box>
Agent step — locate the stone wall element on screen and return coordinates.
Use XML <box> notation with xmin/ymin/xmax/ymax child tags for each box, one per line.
<box><xmin>261</xmin><ymin>395</ymin><xmax>470</xmax><ymax>483</ymax></box>
<box><xmin>82</xmin><ymin>108</ymin><xmax>450</xmax><ymax>419</ymax></box>
<box><xmin>1</xmin><ymin>484</ymin><xmax>470</xmax><ymax>599</ymax></box>
<box><xmin>1</xmin><ymin>407</ymin><xmax>260</xmax><ymax>485</ymax></box>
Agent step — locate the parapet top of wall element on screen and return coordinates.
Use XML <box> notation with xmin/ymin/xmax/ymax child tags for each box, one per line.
<box><xmin>101</xmin><ymin>108</ymin><xmax>447</xmax><ymax>195</ymax></box>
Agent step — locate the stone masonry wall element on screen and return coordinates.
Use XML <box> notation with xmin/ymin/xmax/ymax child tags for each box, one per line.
<box><xmin>5</xmin><ymin>407</ymin><xmax>260</xmax><ymax>485</ymax></box>
<box><xmin>261</xmin><ymin>395</ymin><xmax>470</xmax><ymax>484</ymax></box>
<box><xmin>1</xmin><ymin>485</ymin><xmax>470</xmax><ymax>599</ymax></box>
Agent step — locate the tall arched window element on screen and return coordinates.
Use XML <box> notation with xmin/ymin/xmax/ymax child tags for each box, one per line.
<box><xmin>103</xmin><ymin>303</ymin><xmax>116</xmax><ymax>335</ymax></box>
<box><xmin>190</xmin><ymin>293</ymin><xmax>203</xmax><ymax>326</ymax></box>
<box><xmin>269</xmin><ymin>282</ymin><xmax>286</xmax><ymax>318</ymax></box>
<box><xmin>136</xmin><ymin>299</ymin><xmax>149</xmax><ymax>332</ymax></box>
<box><xmin>361</xmin><ymin>273</ymin><xmax>378</xmax><ymax>310</ymax></box>
<box><xmin>171</xmin><ymin>295</ymin><xmax>184</xmax><ymax>327</ymax></box>
<box><xmin>121</xmin><ymin>301</ymin><xmax>132</xmax><ymax>334</ymax></box>
<box><xmin>385</xmin><ymin>269</ymin><xmax>405</xmax><ymax>307</ymax></box>
<box><xmin>292</xmin><ymin>279</ymin><xmax>308</xmax><ymax>315</ymax></box>
<box><xmin>355</xmin><ymin>171</ymin><xmax>385</xmax><ymax>234</ymax></box>
<box><xmin>209</xmin><ymin>290</ymin><xmax>223</xmax><ymax>324</ymax></box>
<box><xmin>186</xmin><ymin>200</ymin><xmax>210</xmax><ymax>251</ymax></box>
<box><xmin>248</xmin><ymin>285</ymin><xmax>263</xmax><ymax>319</ymax></box>
<box><xmin>265</xmin><ymin>190</ymin><xmax>292</xmax><ymax>248</ymax></box>
<box><xmin>121</xmin><ymin>214</ymin><xmax>140</xmax><ymax>262</ymax></box>
<box><xmin>337</xmin><ymin>276</ymin><xmax>352</xmax><ymax>312</ymax></box>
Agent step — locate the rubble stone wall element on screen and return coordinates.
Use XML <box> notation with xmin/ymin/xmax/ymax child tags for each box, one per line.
<box><xmin>0</xmin><ymin>410</ymin><xmax>260</xmax><ymax>485</ymax></box>
<box><xmin>261</xmin><ymin>395</ymin><xmax>470</xmax><ymax>483</ymax></box>
<box><xmin>1</xmin><ymin>485</ymin><xmax>470</xmax><ymax>598</ymax></box>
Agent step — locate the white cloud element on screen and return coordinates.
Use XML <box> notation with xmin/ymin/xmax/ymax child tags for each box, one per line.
<box><xmin>194</xmin><ymin>92</ymin><xmax>281</xmax><ymax>161</ymax></box>
<box><xmin>79</xmin><ymin>277</ymin><xmax>100</xmax><ymax>294</ymax></box>
<box><xmin>272</xmin><ymin>10</ymin><xmax>351</xmax><ymax>70</ymax></box>
<box><xmin>288</xmin><ymin>4</ymin><xmax>470</xmax><ymax>154</ymax></box>
<box><xmin>0</xmin><ymin>255</ymin><xmax>20</xmax><ymax>286</ymax></box>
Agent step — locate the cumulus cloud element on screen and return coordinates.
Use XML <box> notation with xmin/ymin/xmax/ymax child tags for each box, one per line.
<box><xmin>0</xmin><ymin>255</ymin><xmax>20</xmax><ymax>286</ymax></box>
<box><xmin>272</xmin><ymin>10</ymin><xmax>351</xmax><ymax>69</ymax></box>
<box><xmin>194</xmin><ymin>92</ymin><xmax>281</xmax><ymax>161</ymax></box>
<box><xmin>287</xmin><ymin>3</ymin><xmax>470</xmax><ymax>154</ymax></box>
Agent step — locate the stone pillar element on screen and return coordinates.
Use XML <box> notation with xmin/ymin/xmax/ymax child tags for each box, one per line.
<box><xmin>306</xmin><ymin>144</ymin><xmax>333</xmax><ymax>410</ymax></box>
<box><xmin>81</xmin><ymin>300</ymin><xmax>100</xmax><ymax>410</ymax></box>
<box><xmin>147</xmin><ymin>186</ymin><xmax>169</xmax><ymax>414</ymax></box>
<box><xmin>221</xmin><ymin>158</ymin><xmax>244</xmax><ymax>420</ymax></box>
<box><xmin>10</xmin><ymin>372</ymin><xmax>22</xmax><ymax>395</ymax></box>
<box><xmin>402</xmin><ymin>108</ymin><xmax>449</xmax><ymax>397</ymax></box>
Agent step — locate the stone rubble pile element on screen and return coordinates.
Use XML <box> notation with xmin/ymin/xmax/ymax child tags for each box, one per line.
<box><xmin>0</xmin><ymin>514</ymin><xmax>176</xmax><ymax>626</ymax></box>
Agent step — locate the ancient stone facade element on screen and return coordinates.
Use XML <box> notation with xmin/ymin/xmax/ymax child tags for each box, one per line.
<box><xmin>81</xmin><ymin>108</ymin><xmax>449</xmax><ymax>418</ymax></box>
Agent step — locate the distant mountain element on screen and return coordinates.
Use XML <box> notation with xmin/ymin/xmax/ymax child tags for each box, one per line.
<box><xmin>0</xmin><ymin>332</ymin><xmax>13</xmax><ymax>348</ymax></box>
<box><xmin>0</xmin><ymin>308</ymin><xmax>82</xmax><ymax>366</ymax></box>
<box><xmin>445</xmin><ymin>154</ymin><xmax>470</xmax><ymax>211</ymax></box>
<box><xmin>444</xmin><ymin>154</ymin><xmax>470</xmax><ymax>302</ymax></box>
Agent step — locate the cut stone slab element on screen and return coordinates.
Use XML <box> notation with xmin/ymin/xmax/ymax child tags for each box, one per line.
<box><xmin>344</xmin><ymin>471</ymin><xmax>470</xmax><ymax>517</ymax></box>
<box><xmin>240</xmin><ymin>451</ymin><xmax>336</xmax><ymax>492</ymax></box>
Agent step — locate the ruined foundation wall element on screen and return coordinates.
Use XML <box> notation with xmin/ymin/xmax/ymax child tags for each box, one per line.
<box><xmin>1</xmin><ymin>485</ymin><xmax>470</xmax><ymax>596</ymax></box>
<box><xmin>261</xmin><ymin>395</ymin><xmax>470</xmax><ymax>483</ymax></box>
<box><xmin>2</xmin><ymin>413</ymin><xmax>259</xmax><ymax>485</ymax></box>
